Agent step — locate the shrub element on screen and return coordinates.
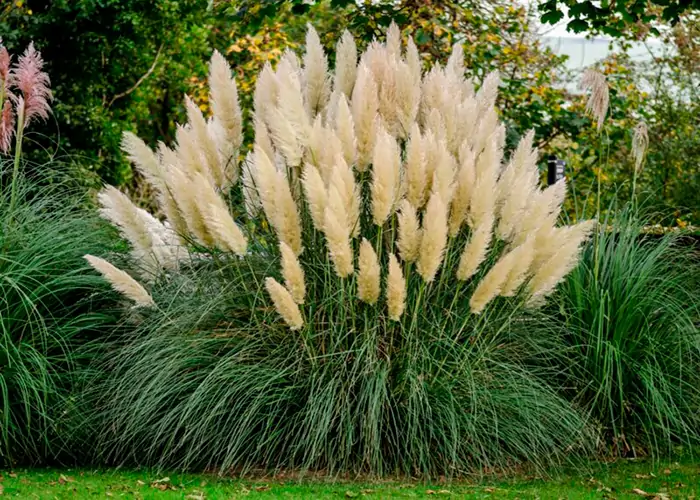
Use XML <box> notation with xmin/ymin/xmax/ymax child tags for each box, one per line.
<box><xmin>85</xmin><ymin>25</ymin><xmax>596</xmax><ymax>475</ymax></box>
<box><xmin>0</xmin><ymin>176</ymin><xmax>119</xmax><ymax>466</ymax></box>
<box><xmin>551</xmin><ymin>206</ymin><xmax>700</xmax><ymax>456</ymax></box>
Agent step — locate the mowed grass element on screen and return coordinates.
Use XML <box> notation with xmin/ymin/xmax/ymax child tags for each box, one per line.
<box><xmin>1</xmin><ymin>459</ymin><xmax>699</xmax><ymax>499</ymax></box>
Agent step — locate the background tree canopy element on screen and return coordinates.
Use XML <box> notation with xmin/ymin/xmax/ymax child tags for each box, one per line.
<box><xmin>1</xmin><ymin>0</ymin><xmax>698</xmax><ymax>224</ymax></box>
<box><xmin>539</xmin><ymin>0</ymin><xmax>700</xmax><ymax>38</ymax></box>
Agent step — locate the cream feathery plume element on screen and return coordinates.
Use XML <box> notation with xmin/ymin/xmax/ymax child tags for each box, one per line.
<box><xmin>386</xmin><ymin>21</ymin><xmax>401</xmax><ymax>60</ymax></box>
<box><xmin>329</xmin><ymin>154</ymin><xmax>361</xmax><ymax>237</ymax></box>
<box><xmin>580</xmin><ymin>68</ymin><xmax>609</xmax><ymax>132</ymax></box>
<box><xmin>397</xmin><ymin>199</ymin><xmax>421</xmax><ymax>263</ymax></box>
<box><xmin>174</xmin><ymin>124</ymin><xmax>211</xmax><ymax>183</ymax></box>
<box><xmin>357</xmin><ymin>238</ymin><xmax>381</xmax><ymax>304</ymax></box>
<box><xmin>394</xmin><ymin>59</ymin><xmax>421</xmax><ymax>139</ymax></box>
<box><xmin>446</xmin><ymin>42</ymin><xmax>465</xmax><ymax>81</ymax></box>
<box><xmin>431</xmin><ymin>139</ymin><xmax>456</xmax><ymax>205</ymax></box>
<box><xmin>301</xmin><ymin>163</ymin><xmax>328</xmax><ymax>231</ymax></box>
<box><xmin>333</xmin><ymin>30</ymin><xmax>357</xmax><ymax>98</ymax></box>
<box><xmin>420</xmin><ymin>66</ymin><xmax>445</xmax><ymax>126</ymax></box>
<box><xmin>167</xmin><ymin>166</ymin><xmax>214</xmax><ymax>247</ymax></box>
<box><xmin>473</xmin><ymin>108</ymin><xmax>499</xmax><ymax>157</ymax></box>
<box><xmin>85</xmin><ymin>255</ymin><xmax>154</xmax><ymax>307</ymax></box>
<box><xmin>404</xmin><ymin>123</ymin><xmax>427</xmax><ymax>208</ymax></box>
<box><xmin>371</xmin><ymin>126</ymin><xmax>400</xmax><ymax>225</ymax></box>
<box><xmin>254</xmin><ymin>62</ymin><xmax>278</xmax><ymax>124</ymax></box>
<box><xmin>303</xmin><ymin>24</ymin><xmax>331</xmax><ymax>119</ymax></box>
<box><xmin>456</xmin><ymin>217</ymin><xmax>494</xmax><ymax>281</ymax></box>
<box><xmin>254</xmin><ymin>115</ymin><xmax>275</xmax><ymax>162</ymax></box>
<box><xmin>252</xmin><ymin>144</ymin><xmax>279</xmax><ymax>228</ymax></box>
<box><xmin>527</xmin><ymin>219</ymin><xmax>596</xmax><ymax>306</ymax></box>
<box><xmin>270</xmin><ymin>58</ymin><xmax>310</xmax><ymax>168</ymax></box>
<box><xmin>323</xmin><ymin>186</ymin><xmax>354</xmax><ymax>277</ymax></box>
<box><xmin>386</xmin><ymin>253</ymin><xmax>406</xmax><ymax>321</ymax></box>
<box><xmin>448</xmin><ymin>147</ymin><xmax>476</xmax><ymax>237</ymax></box>
<box><xmin>199</xmin><ymin>182</ymin><xmax>248</xmax><ymax>256</ymax></box>
<box><xmin>209</xmin><ymin>50</ymin><xmax>243</xmax><ymax>154</ymax></box>
<box><xmin>241</xmin><ymin>152</ymin><xmax>261</xmax><ymax>218</ymax></box>
<box><xmin>405</xmin><ymin>36</ymin><xmax>422</xmax><ymax>83</ymax></box>
<box><xmin>97</xmin><ymin>186</ymin><xmax>157</xmax><ymax>261</ymax></box>
<box><xmin>496</xmin><ymin>130</ymin><xmax>539</xmax><ymax>241</ymax></box>
<box><xmin>416</xmin><ymin>192</ymin><xmax>448</xmax><ymax>283</ymax></box>
<box><xmin>454</xmin><ymin>98</ymin><xmax>478</xmax><ymax>153</ymax></box>
<box><xmin>155</xmin><ymin>143</ymin><xmax>189</xmax><ymax>239</ymax></box>
<box><xmin>351</xmin><ymin>63</ymin><xmax>379</xmax><ymax>172</ymax></box>
<box><xmin>475</xmin><ymin>71</ymin><xmax>500</xmax><ymax>116</ymax></box>
<box><xmin>265</xmin><ymin>277</ymin><xmax>304</xmax><ymax>330</ymax></box>
<box><xmin>500</xmin><ymin>236</ymin><xmax>536</xmax><ymax>297</ymax></box>
<box><xmin>468</xmin><ymin>138</ymin><xmax>500</xmax><ymax>229</ymax></box>
<box><xmin>272</xmin><ymin>166</ymin><xmax>303</xmax><ymax>255</ymax></box>
<box><xmin>421</xmin><ymin>130</ymin><xmax>440</xmax><ymax>199</ymax></box>
<box><xmin>268</xmin><ymin>106</ymin><xmax>304</xmax><ymax>170</ymax></box>
<box><xmin>512</xmin><ymin>178</ymin><xmax>567</xmax><ymax>247</ymax></box>
<box><xmin>280</xmin><ymin>241</ymin><xmax>306</xmax><ymax>304</ymax></box>
<box><xmin>469</xmin><ymin>238</ymin><xmax>531</xmax><ymax>314</ymax></box>
<box><xmin>185</xmin><ymin>96</ymin><xmax>225</xmax><ymax>188</ymax></box>
<box><xmin>306</xmin><ymin>116</ymin><xmax>343</xmax><ymax>183</ymax></box>
<box><xmin>188</xmin><ymin>171</ymin><xmax>237</xmax><ymax>250</ymax></box>
<box><xmin>121</xmin><ymin>132</ymin><xmax>165</xmax><ymax>191</ymax></box>
<box><xmin>425</xmin><ymin>107</ymin><xmax>446</xmax><ymax>142</ymax></box>
<box><xmin>334</xmin><ymin>93</ymin><xmax>357</xmax><ymax>167</ymax></box>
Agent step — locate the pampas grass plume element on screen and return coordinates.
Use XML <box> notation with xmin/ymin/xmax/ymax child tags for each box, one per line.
<box><xmin>456</xmin><ymin>218</ymin><xmax>493</xmax><ymax>281</ymax></box>
<box><xmin>449</xmin><ymin>148</ymin><xmax>476</xmax><ymax>236</ymax></box>
<box><xmin>386</xmin><ymin>253</ymin><xmax>405</xmax><ymax>320</ymax></box>
<box><xmin>209</xmin><ymin>50</ymin><xmax>243</xmax><ymax>153</ymax></box>
<box><xmin>416</xmin><ymin>192</ymin><xmax>448</xmax><ymax>283</ymax></box>
<box><xmin>324</xmin><ymin>186</ymin><xmax>354</xmax><ymax>277</ymax></box>
<box><xmin>527</xmin><ymin>219</ymin><xmax>596</xmax><ymax>305</ymax></box>
<box><xmin>334</xmin><ymin>30</ymin><xmax>357</xmax><ymax>98</ymax></box>
<box><xmin>371</xmin><ymin>127</ymin><xmax>400</xmax><ymax>226</ymax></box>
<box><xmin>302</xmin><ymin>163</ymin><xmax>328</xmax><ymax>231</ymax></box>
<box><xmin>352</xmin><ymin>63</ymin><xmax>379</xmax><ymax>171</ymax></box>
<box><xmin>404</xmin><ymin>123</ymin><xmax>427</xmax><ymax>208</ymax></box>
<box><xmin>265</xmin><ymin>277</ymin><xmax>304</xmax><ymax>330</ymax></box>
<box><xmin>334</xmin><ymin>93</ymin><xmax>357</xmax><ymax>167</ymax></box>
<box><xmin>303</xmin><ymin>24</ymin><xmax>331</xmax><ymax>118</ymax></box>
<box><xmin>85</xmin><ymin>255</ymin><xmax>154</xmax><ymax>307</ymax></box>
<box><xmin>397</xmin><ymin>199</ymin><xmax>421</xmax><ymax>263</ymax></box>
<box><xmin>280</xmin><ymin>242</ymin><xmax>306</xmax><ymax>304</ymax></box>
<box><xmin>358</xmin><ymin>238</ymin><xmax>381</xmax><ymax>304</ymax></box>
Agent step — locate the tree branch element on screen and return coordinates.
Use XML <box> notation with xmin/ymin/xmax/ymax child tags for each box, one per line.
<box><xmin>108</xmin><ymin>43</ymin><xmax>164</xmax><ymax>108</ymax></box>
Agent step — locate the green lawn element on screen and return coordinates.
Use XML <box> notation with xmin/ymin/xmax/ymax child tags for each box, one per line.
<box><xmin>1</xmin><ymin>459</ymin><xmax>698</xmax><ymax>498</ymax></box>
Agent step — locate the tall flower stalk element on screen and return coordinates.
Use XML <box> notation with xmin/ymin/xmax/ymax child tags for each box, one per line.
<box><xmin>0</xmin><ymin>41</ymin><xmax>53</xmax><ymax>215</ymax></box>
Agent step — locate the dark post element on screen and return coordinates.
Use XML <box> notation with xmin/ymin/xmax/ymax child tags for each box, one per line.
<box><xmin>547</xmin><ymin>155</ymin><xmax>565</xmax><ymax>185</ymax></box>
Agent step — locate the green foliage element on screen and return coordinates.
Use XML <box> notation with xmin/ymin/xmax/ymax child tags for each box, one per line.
<box><xmin>551</xmin><ymin>206</ymin><xmax>700</xmax><ymax>455</ymax></box>
<box><xmin>0</xmin><ymin>0</ymin><xmax>214</xmax><ymax>186</ymax></box>
<box><xmin>85</xmin><ymin>255</ymin><xmax>589</xmax><ymax>476</ymax></box>
<box><xmin>0</xmin><ymin>173</ymin><xmax>118</xmax><ymax>466</ymax></box>
<box><xmin>538</xmin><ymin>0</ymin><xmax>700</xmax><ymax>38</ymax></box>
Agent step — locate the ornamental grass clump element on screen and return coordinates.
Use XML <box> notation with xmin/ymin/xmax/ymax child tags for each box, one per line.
<box><xmin>87</xmin><ymin>24</ymin><xmax>595</xmax><ymax>475</ymax></box>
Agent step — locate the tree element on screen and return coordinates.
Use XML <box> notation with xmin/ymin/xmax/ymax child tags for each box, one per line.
<box><xmin>538</xmin><ymin>0</ymin><xmax>700</xmax><ymax>38</ymax></box>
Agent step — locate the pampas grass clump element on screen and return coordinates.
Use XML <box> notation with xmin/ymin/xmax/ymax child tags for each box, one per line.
<box><xmin>86</xmin><ymin>24</ymin><xmax>595</xmax><ymax>476</ymax></box>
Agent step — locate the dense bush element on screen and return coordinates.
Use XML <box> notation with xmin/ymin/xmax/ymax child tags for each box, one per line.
<box><xmin>78</xmin><ymin>24</ymin><xmax>600</xmax><ymax>476</ymax></box>
<box><xmin>551</xmin><ymin>206</ymin><xmax>700</xmax><ymax>455</ymax></box>
<box><xmin>0</xmin><ymin>175</ymin><xmax>118</xmax><ymax>466</ymax></box>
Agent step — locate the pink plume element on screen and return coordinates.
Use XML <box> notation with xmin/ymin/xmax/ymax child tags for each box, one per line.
<box><xmin>11</xmin><ymin>43</ymin><xmax>53</xmax><ymax>128</ymax></box>
<box><xmin>0</xmin><ymin>46</ymin><xmax>10</xmax><ymax>92</ymax></box>
<box><xmin>0</xmin><ymin>99</ymin><xmax>14</xmax><ymax>153</ymax></box>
